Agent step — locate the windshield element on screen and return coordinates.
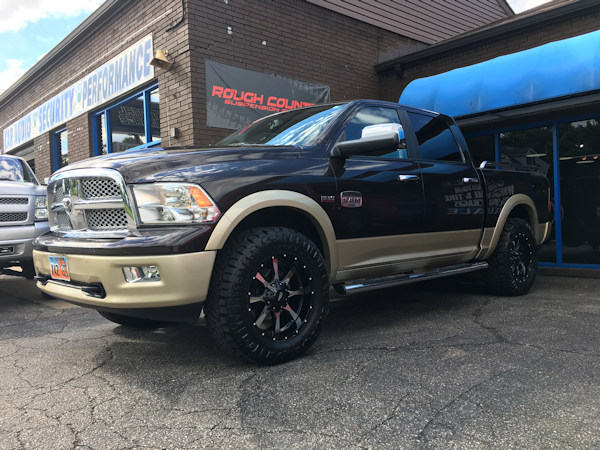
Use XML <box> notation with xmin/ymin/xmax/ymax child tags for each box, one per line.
<box><xmin>217</xmin><ymin>104</ymin><xmax>346</xmax><ymax>147</ymax></box>
<box><xmin>0</xmin><ymin>156</ymin><xmax>38</xmax><ymax>184</ymax></box>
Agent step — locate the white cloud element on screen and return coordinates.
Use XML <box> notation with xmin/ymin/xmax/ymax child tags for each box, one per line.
<box><xmin>0</xmin><ymin>0</ymin><xmax>104</xmax><ymax>33</ymax></box>
<box><xmin>0</xmin><ymin>59</ymin><xmax>27</xmax><ymax>95</ymax></box>
<box><xmin>507</xmin><ymin>0</ymin><xmax>552</xmax><ymax>14</ymax></box>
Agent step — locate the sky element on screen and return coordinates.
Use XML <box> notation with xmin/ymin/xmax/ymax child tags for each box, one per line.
<box><xmin>0</xmin><ymin>0</ymin><xmax>552</xmax><ymax>96</ymax></box>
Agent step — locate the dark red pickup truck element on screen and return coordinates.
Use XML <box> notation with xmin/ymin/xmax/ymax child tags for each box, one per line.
<box><xmin>33</xmin><ymin>100</ymin><xmax>551</xmax><ymax>363</ymax></box>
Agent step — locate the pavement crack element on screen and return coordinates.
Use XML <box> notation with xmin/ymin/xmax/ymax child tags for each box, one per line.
<box><xmin>416</xmin><ymin>370</ymin><xmax>510</xmax><ymax>443</ymax></box>
<box><xmin>472</xmin><ymin>298</ymin><xmax>509</xmax><ymax>343</ymax></box>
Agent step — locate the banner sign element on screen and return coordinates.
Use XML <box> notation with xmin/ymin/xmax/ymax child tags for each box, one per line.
<box><xmin>205</xmin><ymin>60</ymin><xmax>330</xmax><ymax>130</ymax></box>
<box><xmin>3</xmin><ymin>35</ymin><xmax>154</xmax><ymax>152</ymax></box>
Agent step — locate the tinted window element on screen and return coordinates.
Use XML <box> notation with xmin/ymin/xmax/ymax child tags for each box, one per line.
<box><xmin>408</xmin><ymin>112</ymin><xmax>463</xmax><ymax>162</ymax></box>
<box><xmin>466</xmin><ymin>134</ymin><xmax>495</xmax><ymax>166</ymax></box>
<box><xmin>338</xmin><ymin>106</ymin><xmax>407</xmax><ymax>158</ymax></box>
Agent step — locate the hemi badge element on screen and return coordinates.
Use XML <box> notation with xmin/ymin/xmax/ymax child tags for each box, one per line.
<box><xmin>340</xmin><ymin>191</ymin><xmax>363</xmax><ymax>208</ymax></box>
<box><xmin>320</xmin><ymin>195</ymin><xmax>336</xmax><ymax>203</ymax></box>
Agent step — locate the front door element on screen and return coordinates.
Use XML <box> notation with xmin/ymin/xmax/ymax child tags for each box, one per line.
<box><xmin>330</xmin><ymin>105</ymin><xmax>426</xmax><ymax>279</ymax></box>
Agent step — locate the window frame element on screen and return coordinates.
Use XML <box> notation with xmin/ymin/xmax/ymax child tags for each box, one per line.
<box><xmin>404</xmin><ymin>111</ymin><xmax>465</xmax><ymax>163</ymax></box>
<box><xmin>52</xmin><ymin>127</ymin><xmax>68</xmax><ymax>171</ymax></box>
<box><xmin>92</xmin><ymin>83</ymin><xmax>160</xmax><ymax>156</ymax></box>
<box><xmin>332</xmin><ymin>104</ymin><xmax>417</xmax><ymax>160</ymax></box>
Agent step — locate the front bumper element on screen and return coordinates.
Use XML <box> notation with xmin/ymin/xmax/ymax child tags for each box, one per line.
<box><xmin>0</xmin><ymin>222</ymin><xmax>49</xmax><ymax>265</ymax></box>
<box><xmin>33</xmin><ymin>249</ymin><xmax>216</xmax><ymax>310</ymax></box>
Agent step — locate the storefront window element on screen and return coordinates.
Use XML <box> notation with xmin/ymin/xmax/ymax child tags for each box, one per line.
<box><xmin>558</xmin><ymin>118</ymin><xmax>600</xmax><ymax>264</ymax></box>
<box><xmin>93</xmin><ymin>85</ymin><xmax>160</xmax><ymax>155</ymax></box>
<box><xmin>53</xmin><ymin>128</ymin><xmax>68</xmax><ymax>171</ymax></box>
<box><xmin>109</xmin><ymin>93</ymin><xmax>147</xmax><ymax>152</ymax></box>
<box><xmin>500</xmin><ymin>127</ymin><xmax>555</xmax><ymax>263</ymax></box>
<box><xmin>150</xmin><ymin>87</ymin><xmax>160</xmax><ymax>142</ymax></box>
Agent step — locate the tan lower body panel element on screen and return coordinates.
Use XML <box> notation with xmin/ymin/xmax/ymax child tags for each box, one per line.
<box><xmin>335</xmin><ymin>230</ymin><xmax>481</xmax><ymax>281</ymax></box>
<box><xmin>33</xmin><ymin>249</ymin><xmax>216</xmax><ymax>309</ymax></box>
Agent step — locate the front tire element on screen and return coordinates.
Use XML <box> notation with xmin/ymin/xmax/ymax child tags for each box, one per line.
<box><xmin>204</xmin><ymin>227</ymin><xmax>330</xmax><ymax>364</ymax></box>
<box><xmin>485</xmin><ymin>218</ymin><xmax>538</xmax><ymax>296</ymax></box>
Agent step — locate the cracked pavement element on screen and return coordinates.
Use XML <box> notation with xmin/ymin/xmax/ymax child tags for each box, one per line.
<box><xmin>0</xmin><ymin>274</ymin><xmax>599</xmax><ymax>448</ymax></box>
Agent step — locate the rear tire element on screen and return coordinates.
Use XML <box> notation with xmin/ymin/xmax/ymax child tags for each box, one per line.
<box><xmin>98</xmin><ymin>311</ymin><xmax>172</xmax><ymax>329</ymax></box>
<box><xmin>204</xmin><ymin>227</ymin><xmax>329</xmax><ymax>364</ymax></box>
<box><xmin>485</xmin><ymin>218</ymin><xmax>538</xmax><ymax>296</ymax></box>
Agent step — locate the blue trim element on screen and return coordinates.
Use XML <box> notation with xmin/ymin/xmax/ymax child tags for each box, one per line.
<box><xmin>494</xmin><ymin>133</ymin><xmax>500</xmax><ymax>162</ymax></box>
<box><xmin>52</xmin><ymin>127</ymin><xmax>67</xmax><ymax>171</ymax></box>
<box><xmin>540</xmin><ymin>262</ymin><xmax>600</xmax><ymax>269</ymax></box>
<box><xmin>92</xmin><ymin>83</ymin><xmax>159</xmax><ymax>154</ymax></box>
<box><xmin>552</xmin><ymin>125</ymin><xmax>563</xmax><ymax>265</ymax></box>
<box><xmin>466</xmin><ymin>111</ymin><xmax>600</xmax><ymax>270</ymax></box>
<box><xmin>143</xmin><ymin>90</ymin><xmax>152</xmax><ymax>142</ymax></box>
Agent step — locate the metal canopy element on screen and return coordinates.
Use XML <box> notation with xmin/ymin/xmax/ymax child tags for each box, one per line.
<box><xmin>399</xmin><ymin>29</ymin><xmax>600</xmax><ymax>118</ymax></box>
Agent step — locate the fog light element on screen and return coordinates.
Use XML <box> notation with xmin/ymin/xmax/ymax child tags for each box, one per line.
<box><xmin>122</xmin><ymin>266</ymin><xmax>161</xmax><ymax>283</ymax></box>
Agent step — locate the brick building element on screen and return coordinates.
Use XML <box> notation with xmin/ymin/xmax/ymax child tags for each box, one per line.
<box><xmin>0</xmin><ymin>0</ymin><xmax>512</xmax><ymax>178</ymax></box>
<box><xmin>376</xmin><ymin>0</ymin><xmax>600</xmax><ymax>272</ymax></box>
<box><xmin>1</xmin><ymin>0</ymin><xmax>599</xmax><ymax>272</ymax></box>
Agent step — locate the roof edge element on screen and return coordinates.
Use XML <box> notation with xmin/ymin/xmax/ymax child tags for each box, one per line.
<box><xmin>375</xmin><ymin>0</ymin><xmax>598</xmax><ymax>73</ymax></box>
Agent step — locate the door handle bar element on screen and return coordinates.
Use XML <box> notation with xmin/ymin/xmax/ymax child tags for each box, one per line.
<box><xmin>398</xmin><ymin>174</ymin><xmax>420</xmax><ymax>182</ymax></box>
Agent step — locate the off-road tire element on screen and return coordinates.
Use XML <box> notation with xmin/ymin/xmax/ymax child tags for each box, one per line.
<box><xmin>485</xmin><ymin>218</ymin><xmax>538</xmax><ymax>296</ymax></box>
<box><xmin>204</xmin><ymin>227</ymin><xmax>330</xmax><ymax>364</ymax></box>
<box><xmin>98</xmin><ymin>311</ymin><xmax>172</xmax><ymax>329</ymax></box>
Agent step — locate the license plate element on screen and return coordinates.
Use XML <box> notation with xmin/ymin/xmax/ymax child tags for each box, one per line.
<box><xmin>49</xmin><ymin>256</ymin><xmax>70</xmax><ymax>281</ymax></box>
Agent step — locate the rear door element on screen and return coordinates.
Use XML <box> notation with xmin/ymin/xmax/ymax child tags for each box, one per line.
<box><xmin>402</xmin><ymin>110</ymin><xmax>484</xmax><ymax>265</ymax></box>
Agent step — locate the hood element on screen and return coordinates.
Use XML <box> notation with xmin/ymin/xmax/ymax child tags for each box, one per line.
<box><xmin>53</xmin><ymin>146</ymin><xmax>302</xmax><ymax>184</ymax></box>
<box><xmin>0</xmin><ymin>180</ymin><xmax>45</xmax><ymax>196</ymax></box>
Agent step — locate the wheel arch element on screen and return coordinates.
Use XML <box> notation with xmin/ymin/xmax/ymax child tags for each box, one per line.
<box><xmin>478</xmin><ymin>194</ymin><xmax>540</xmax><ymax>260</ymax></box>
<box><xmin>205</xmin><ymin>191</ymin><xmax>338</xmax><ymax>279</ymax></box>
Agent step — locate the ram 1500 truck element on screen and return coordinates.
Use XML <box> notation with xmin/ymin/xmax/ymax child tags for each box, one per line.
<box><xmin>33</xmin><ymin>100</ymin><xmax>551</xmax><ymax>363</ymax></box>
<box><xmin>0</xmin><ymin>154</ymin><xmax>49</xmax><ymax>278</ymax></box>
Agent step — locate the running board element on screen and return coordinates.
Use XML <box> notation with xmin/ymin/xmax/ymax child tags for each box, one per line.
<box><xmin>333</xmin><ymin>261</ymin><xmax>488</xmax><ymax>295</ymax></box>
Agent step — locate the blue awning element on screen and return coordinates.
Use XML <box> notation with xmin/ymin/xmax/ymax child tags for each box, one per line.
<box><xmin>399</xmin><ymin>29</ymin><xmax>600</xmax><ymax>118</ymax></box>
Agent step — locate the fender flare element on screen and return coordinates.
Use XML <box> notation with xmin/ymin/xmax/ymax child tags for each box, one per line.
<box><xmin>478</xmin><ymin>194</ymin><xmax>539</xmax><ymax>260</ymax></box>
<box><xmin>205</xmin><ymin>190</ymin><xmax>338</xmax><ymax>278</ymax></box>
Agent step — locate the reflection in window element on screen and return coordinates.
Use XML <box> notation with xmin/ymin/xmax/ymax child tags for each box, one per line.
<box><xmin>93</xmin><ymin>85</ymin><xmax>160</xmax><ymax>154</ymax></box>
<box><xmin>150</xmin><ymin>88</ymin><xmax>160</xmax><ymax>142</ymax></box>
<box><xmin>558</xmin><ymin>118</ymin><xmax>600</xmax><ymax>264</ymax></box>
<box><xmin>335</xmin><ymin>106</ymin><xmax>407</xmax><ymax>158</ymax></box>
<box><xmin>500</xmin><ymin>127</ymin><xmax>552</xmax><ymax>176</ymax></box>
<box><xmin>53</xmin><ymin>128</ymin><xmax>68</xmax><ymax>171</ymax></box>
<box><xmin>466</xmin><ymin>134</ymin><xmax>495</xmax><ymax>166</ymax></box>
<box><xmin>110</xmin><ymin>93</ymin><xmax>147</xmax><ymax>152</ymax></box>
<box><xmin>0</xmin><ymin>156</ymin><xmax>37</xmax><ymax>183</ymax></box>
<box><xmin>408</xmin><ymin>112</ymin><xmax>462</xmax><ymax>161</ymax></box>
<box><xmin>501</xmin><ymin>127</ymin><xmax>555</xmax><ymax>263</ymax></box>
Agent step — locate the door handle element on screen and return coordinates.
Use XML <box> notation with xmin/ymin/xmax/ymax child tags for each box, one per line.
<box><xmin>398</xmin><ymin>174</ymin><xmax>420</xmax><ymax>182</ymax></box>
<box><xmin>462</xmin><ymin>177</ymin><xmax>479</xmax><ymax>184</ymax></box>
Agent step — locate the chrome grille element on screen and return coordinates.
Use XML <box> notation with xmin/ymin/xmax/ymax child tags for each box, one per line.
<box><xmin>0</xmin><ymin>212</ymin><xmax>27</xmax><ymax>222</ymax></box>
<box><xmin>80</xmin><ymin>178</ymin><xmax>120</xmax><ymax>199</ymax></box>
<box><xmin>48</xmin><ymin>169</ymin><xmax>135</xmax><ymax>237</ymax></box>
<box><xmin>86</xmin><ymin>209</ymin><xmax>129</xmax><ymax>230</ymax></box>
<box><xmin>53</xmin><ymin>186</ymin><xmax>64</xmax><ymax>203</ymax></box>
<box><xmin>56</xmin><ymin>211</ymin><xmax>72</xmax><ymax>231</ymax></box>
<box><xmin>0</xmin><ymin>198</ymin><xmax>28</xmax><ymax>205</ymax></box>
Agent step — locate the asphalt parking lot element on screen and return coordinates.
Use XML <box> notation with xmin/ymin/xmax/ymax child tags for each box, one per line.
<box><xmin>0</xmin><ymin>273</ymin><xmax>599</xmax><ymax>449</ymax></box>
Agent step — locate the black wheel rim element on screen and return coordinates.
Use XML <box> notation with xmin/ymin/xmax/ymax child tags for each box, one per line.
<box><xmin>247</xmin><ymin>253</ymin><xmax>314</xmax><ymax>341</ymax></box>
<box><xmin>508</xmin><ymin>231</ymin><xmax>533</xmax><ymax>283</ymax></box>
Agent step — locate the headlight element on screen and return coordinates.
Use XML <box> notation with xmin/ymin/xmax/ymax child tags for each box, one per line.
<box><xmin>132</xmin><ymin>183</ymin><xmax>221</xmax><ymax>225</ymax></box>
<box><xmin>34</xmin><ymin>195</ymin><xmax>48</xmax><ymax>221</ymax></box>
